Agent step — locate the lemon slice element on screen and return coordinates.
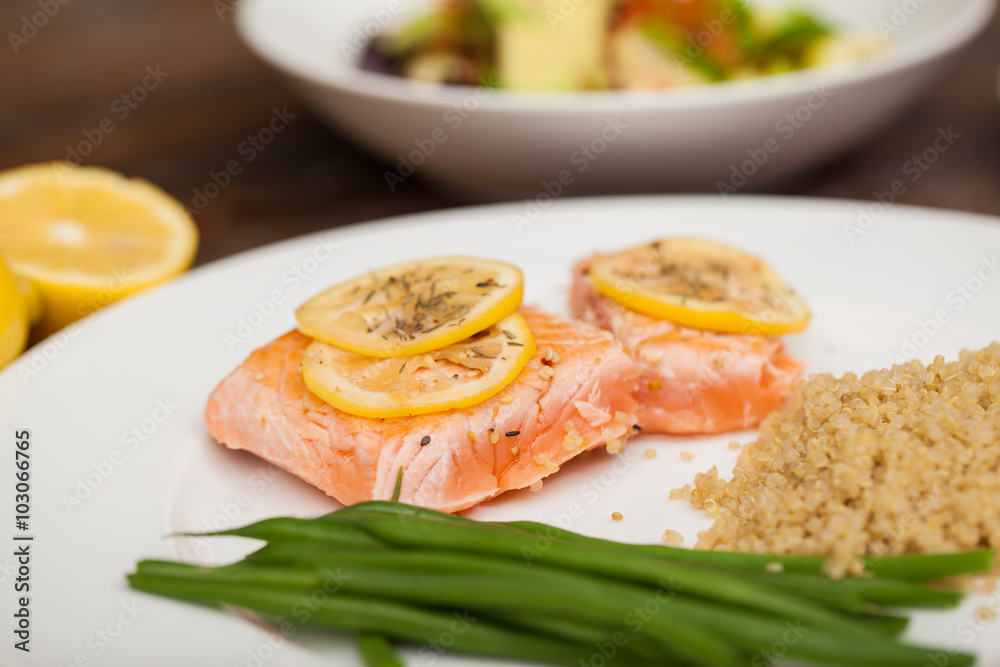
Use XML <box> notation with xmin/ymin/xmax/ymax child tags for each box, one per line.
<box><xmin>296</xmin><ymin>257</ymin><xmax>523</xmax><ymax>358</ymax></box>
<box><xmin>0</xmin><ymin>257</ymin><xmax>28</xmax><ymax>369</ymax></box>
<box><xmin>302</xmin><ymin>312</ymin><xmax>536</xmax><ymax>418</ymax></box>
<box><xmin>0</xmin><ymin>162</ymin><xmax>199</xmax><ymax>336</ymax></box>
<box><xmin>588</xmin><ymin>238</ymin><xmax>810</xmax><ymax>335</ymax></box>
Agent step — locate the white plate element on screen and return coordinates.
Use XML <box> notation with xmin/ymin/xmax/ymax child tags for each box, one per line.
<box><xmin>2</xmin><ymin>195</ymin><xmax>999</xmax><ymax>667</ymax></box>
<box><xmin>235</xmin><ymin>0</ymin><xmax>994</xmax><ymax>197</ymax></box>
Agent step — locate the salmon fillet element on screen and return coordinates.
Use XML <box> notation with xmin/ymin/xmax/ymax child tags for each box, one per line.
<box><xmin>205</xmin><ymin>306</ymin><xmax>640</xmax><ymax>513</ymax></box>
<box><xmin>570</xmin><ymin>259</ymin><xmax>803</xmax><ymax>435</ymax></box>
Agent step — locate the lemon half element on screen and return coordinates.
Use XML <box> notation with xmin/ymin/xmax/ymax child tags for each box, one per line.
<box><xmin>0</xmin><ymin>257</ymin><xmax>28</xmax><ymax>369</ymax></box>
<box><xmin>0</xmin><ymin>162</ymin><xmax>199</xmax><ymax>336</ymax></box>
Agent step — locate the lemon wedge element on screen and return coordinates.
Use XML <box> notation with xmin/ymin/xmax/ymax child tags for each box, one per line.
<box><xmin>302</xmin><ymin>312</ymin><xmax>535</xmax><ymax>418</ymax></box>
<box><xmin>296</xmin><ymin>257</ymin><xmax>523</xmax><ymax>358</ymax></box>
<box><xmin>0</xmin><ymin>257</ymin><xmax>28</xmax><ymax>369</ymax></box>
<box><xmin>587</xmin><ymin>238</ymin><xmax>810</xmax><ymax>335</ymax></box>
<box><xmin>0</xmin><ymin>162</ymin><xmax>199</xmax><ymax>336</ymax></box>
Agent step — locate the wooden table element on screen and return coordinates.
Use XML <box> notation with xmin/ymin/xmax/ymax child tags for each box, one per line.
<box><xmin>3</xmin><ymin>0</ymin><xmax>999</xmax><ymax>266</ymax></box>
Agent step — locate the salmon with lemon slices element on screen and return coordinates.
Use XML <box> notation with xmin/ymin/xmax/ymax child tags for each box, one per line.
<box><xmin>205</xmin><ymin>306</ymin><xmax>640</xmax><ymax>513</ymax></box>
<box><xmin>571</xmin><ymin>253</ymin><xmax>805</xmax><ymax>435</ymax></box>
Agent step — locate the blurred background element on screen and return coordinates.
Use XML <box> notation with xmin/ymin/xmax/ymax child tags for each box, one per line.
<box><xmin>2</xmin><ymin>0</ymin><xmax>999</xmax><ymax>267</ymax></box>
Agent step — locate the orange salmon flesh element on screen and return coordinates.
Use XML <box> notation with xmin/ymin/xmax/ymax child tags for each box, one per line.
<box><xmin>571</xmin><ymin>259</ymin><xmax>803</xmax><ymax>435</ymax></box>
<box><xmin>205</xmin><ymin>306</ymin><xmax>640</xmax><ymax>513</ymax></box>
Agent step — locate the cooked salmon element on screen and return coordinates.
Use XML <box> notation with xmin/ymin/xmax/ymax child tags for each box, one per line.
<box><xmin>205</xmin><ymin>306</ymin><xmax>640</xmax><ymax>513</ymax></box>
<box><xmin>571</xmin><ymin>260</ymin><xmax>803</xmax><ymax>435</ymax></box>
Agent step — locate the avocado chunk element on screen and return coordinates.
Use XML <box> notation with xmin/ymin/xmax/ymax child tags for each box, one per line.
<box><xmin>490</xmin><ymin>0</ymin><xmax>614</xmax><ymax>90</ymax></box>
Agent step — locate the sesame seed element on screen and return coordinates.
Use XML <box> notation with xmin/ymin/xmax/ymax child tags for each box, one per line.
<box><xmin>644</xmin><ymin>449</ymin><xmax>657</xmax><ymax>459</ymax></box>
<box><xmin>529</xmin><ymin>480</ymin><xmax>544</xmax><ymax>492</ymax></box>
<box><xmin>510</xmin><ymin>445</ymin><xmax>520</xmax><ymax>456</ymax></box>
<box><xmin>728</xmin><ymin>441</ymin><xmax>741</xmax><ymax>451</ymax></box>
<box><xmin>544</xmin><ymin>346</ymin><xmax>554</xmax><ymax>362</ymax></box>
<box><xmin>611</xmin><ymin>512</ymin><xmax>623</xmax><ymax>521</ymax></box>
<box><xmin>765</xmin><ymin>562</ymin><xmax>785</xmax><ymax>574</ymax></box>
<box><xmin>489</xmin><ymin>429</ymin><xmax>500</xmax><ymax>444</ymax></box>
<box><xmin>420</xmin><ymin>435</ymin><xmax>431</xmax><ymax>446</ymax></box>
<box><xmin>500</xmin><ymin>395</ymin><xmax>513</xmax><ymax>405</ymax></box>
<box><xmin>467</xmin><ymin>431</ymin><xmax>477</xmax><ymax>443</ymax></box>
<box><xmin>614</xmin><ymin>411</ymin><xmax>629</xmax><ymax>423</ymax></box>
<box><xmin>632</xmin><ymin>424</ymin><xmax>642</xmax><ymax>431</ymax></box>
<box><xmin>252</xmin><ymin>371</ymin><xmax>265</xmax><ymax>382</ymax></box>
<box><xmin>605</xmin><ymin>438</ymin><xmax>623</xmax><ymax>454</ymax></box>
<box><xmin>680</xmin><ymin>451</ymin><xmax>693</xmax><ymax>462</ymax></box>
<box><xmin>648</xmin><ymin>379</ymin><xmax>663</xmax><ymax>391</ymax></box>
<box><xmin>538</xmin><ymin>366</ymin><xmax>555</xmax><ymax>380</ymax></box>
<box><xmin>505</xmin><ymin>430</ymin><xmax>521</xmax><ymax>437</ymax></box>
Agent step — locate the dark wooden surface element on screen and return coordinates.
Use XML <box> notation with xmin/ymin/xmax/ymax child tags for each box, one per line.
<box><xmin>3</xmin><ymin>0</ymin><xmax>999</xmax><ymax>266</ymax></box>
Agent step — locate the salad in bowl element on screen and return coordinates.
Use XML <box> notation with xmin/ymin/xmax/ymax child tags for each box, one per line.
<box><xmin>367</xmin><ymin>0</ymin><xmax>879</xmax><ymax>91</ymax></box>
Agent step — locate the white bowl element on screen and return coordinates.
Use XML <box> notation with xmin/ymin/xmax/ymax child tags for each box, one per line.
<box><xmin>236</xmin><ymin>0</ymin><xmax>994</xmax><ymax>198</ymax></box>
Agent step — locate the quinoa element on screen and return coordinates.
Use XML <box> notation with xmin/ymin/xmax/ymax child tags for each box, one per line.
<box><xmin>661</xmin><ymin>530</ymin><xmax>683</xmax><ymax>546</ymax></box>
<box><xmin>677</xmin><ymin>344</ymin><xmax>1000</xmax><ymax>579</ymax></box>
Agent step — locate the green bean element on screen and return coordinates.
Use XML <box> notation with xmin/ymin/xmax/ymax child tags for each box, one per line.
<box><xmin>241</xmin><ymin>537</ymin><xmax>961</xmax><ymax>621</ymax></box>
<box><xmin>129</xmin><ymin>565</ymin><xmax>640</xmax><ymax>667</ymax></box>
<box><xmin>248</xmin><ymin>549</ymin><xmax>940</xmax><ymax>666</ymax></box>
<box><xmin>325</xmin><ymin>513</ymin><xmax>887</xmax><ymax>642</ymax></box>
<box><xmin>245</xmin><ymin>540</ymin><xmax>377</xmax><ymax>565</ymax></box>
<box><xmin>850</xmin><ymin>613</ymin><xmax>910</xmax><ymax>635</ymax></box>
<box><xmin>249</xmin><ymin>542</ymin><xmax>664</xmax><ymax>659</ymax></box>
<box><xmin>730</xmin><ymin>570</ymin><xmax>962</xmax><ymax>611</ymax></box>
<box><xmin>862</xmin><ymin>551</ymin><xmax>994</xmax><ymax>582</ymax></box>
<box><xmin>337</xmin><ymin>502</ymin><xmax>994</xmax><ymax>582</ymax></box>
<box><xmin>355</xmin><ymin>632</ymin><xmax>404</xmax><ymax>667</ymax></box>
<box><xmin>242</xmin><ymin>550</ymin><xmax>739</xmax><ymax>666</ymax></box>
<box><xmin>132</xmin><ymin>558</ymin><xmax>958</xmax><ymax>667</ymax></box>
<box><xmin>132</xmin><ymin>502</ymin><xmax>990</xmax><ymax>667</ymax></box>
<box><xmin>673</xmin><ymin>597</ymin><xmax>975</xmax><ymax>667</ymax></box>
<box><xmin>136</xmin><ymin>557</ymin><xmax>722</xmax><ymax>664</ymax></box>
<box><xmin>485</xmin><ymin>611</ymin><xmax>654</xmax><ymax>656</ymax></box>
<box><xmin>500</xmin><ymin>517</ymin><xmax>993</xmax><ymax>582</ymax></box>
<box><xmin>201</xmin><ymin>516</ymin><xmax>385</xmax><ymax>548</ymax></box>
